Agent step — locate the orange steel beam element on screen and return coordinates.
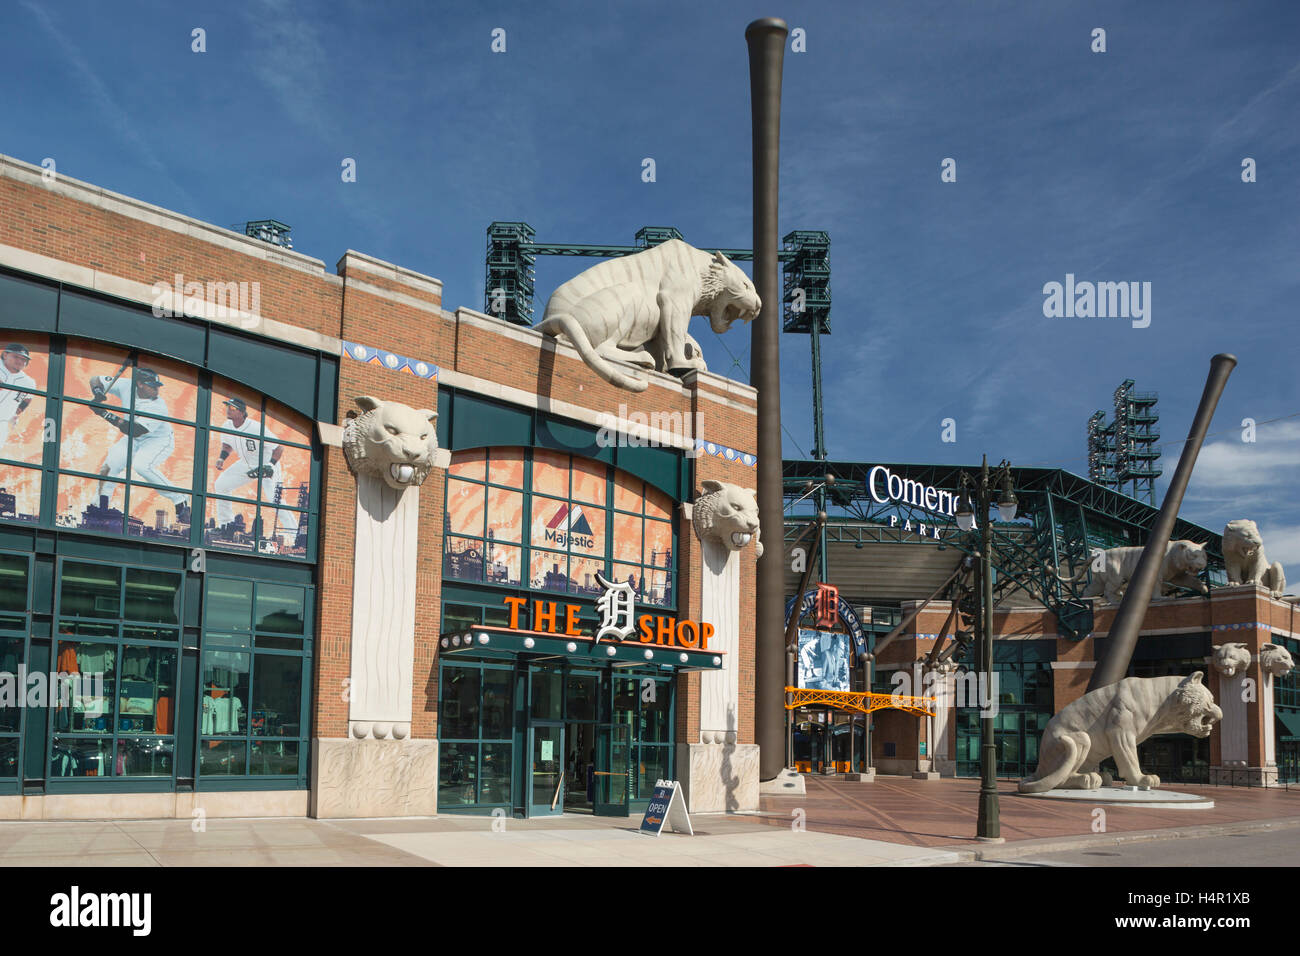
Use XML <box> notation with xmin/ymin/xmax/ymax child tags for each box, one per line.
<box><xmin>784</xmin><ymin>686</ymin><xmax>936</xmax><ymax>717</ymax></box>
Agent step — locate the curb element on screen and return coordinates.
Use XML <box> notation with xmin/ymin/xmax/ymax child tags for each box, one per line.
<box><xmin>927</xmin><ymin>816</ymin><xmax>1300</xmax><ymax>863</ymax></box>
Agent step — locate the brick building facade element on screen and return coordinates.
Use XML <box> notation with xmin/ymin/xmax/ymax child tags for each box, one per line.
<box><xmin>0</xmin><ymin>153</ymin><xmax>760</xmax><ymax>819</ymax></box>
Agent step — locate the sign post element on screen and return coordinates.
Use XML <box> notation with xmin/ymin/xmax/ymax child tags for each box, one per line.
<box><xmin>638</xmin><ymin>779</ymin><xmax>693</xmax><ymax>837</ymax></box>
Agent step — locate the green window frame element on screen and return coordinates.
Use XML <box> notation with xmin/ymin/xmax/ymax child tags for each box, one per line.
<box><xmin>48</xmin><ymin>557</ymin><xmax>184</xmax><ymax>782</ymax></box>
<box><xmin>0</xmin><ymin>550</ymin><xmax>31</xmax><ymax>787</ymax></box>
<box><xmin>954</xmin><ymin>641</ymin><xmax>1055</xmax><ymax>779</ymax></box>
<box><xmin>437</xmin><ymin>660</ymin><xmax>516</xmax><ymax>810</ymax></box>
<box><xmin>198</xmin><ymin>574</ymin><xmax>313</xmax><ymax>782</ymax></box>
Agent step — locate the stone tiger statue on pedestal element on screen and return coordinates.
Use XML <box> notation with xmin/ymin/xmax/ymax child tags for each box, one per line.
<box><xmin>1053</xmin><ymin>540</ymin><xmax>1208</xmax><ymax>604</ymax></box>
<box><xmin>538</xmin><ymin>239</ymin><xmax>761</xmax><ymax>392</ymax></box>
<box><xmin>1019</xmin><ymin>672</ymin><xmax>1221</xmax><ymax>793</ymax></box>
<box><xmin>1223</xmin><ymin>519</ymin><xmax>1286</xmax><ymax>597</ymax></box>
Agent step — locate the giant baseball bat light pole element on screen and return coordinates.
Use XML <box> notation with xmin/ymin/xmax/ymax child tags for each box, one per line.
<box><xmin>1088</xmin><ymin>353</ymin><xmax>1237</xmax><ymax>690</ymax></box>
<box><xmin>747</xmin><ymin>17</ymin><xmax>789</xmax><ymax>782</ymax></box>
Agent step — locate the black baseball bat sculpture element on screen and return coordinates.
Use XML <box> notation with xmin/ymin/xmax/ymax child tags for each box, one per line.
<box><xmin>1088</xmin><ymin>353</ymin><xmax>1237</xmax><ymax>690</ymax></box>
<box><xmin>746</xmin><ymin>16</ymin><xmax>789</xmax><ymax>781</ymax></box>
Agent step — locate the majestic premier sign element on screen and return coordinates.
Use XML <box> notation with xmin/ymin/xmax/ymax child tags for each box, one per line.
<box><xmin>542</xmin><ymin>502</ymin><xmax>595</xmax><ymax>551</ymax></box>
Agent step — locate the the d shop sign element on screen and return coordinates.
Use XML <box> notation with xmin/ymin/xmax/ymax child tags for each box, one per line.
<box><xmin>501</xmin><ymin>597</ymin><xmax>715</xmax><ymax>649</ymax></box>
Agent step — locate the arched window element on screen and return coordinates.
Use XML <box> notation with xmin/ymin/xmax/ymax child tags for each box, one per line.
<box><xmin>0</xmin><ymin>332</ymin><xmax>315</xmax><ymax>559</ymax></box>
<box><xmin>444</xmin><ymin>447</ymin><xmax>675</xmax><ymax>607</ymax></box>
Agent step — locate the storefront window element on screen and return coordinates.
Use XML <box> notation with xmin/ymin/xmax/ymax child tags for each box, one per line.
<box><xmin>0</xmin><ymin>335</ymin><xmax>48</xmax><ymax>524</ymax></box>
<box><xmin>438</xmin><ymin>662</ymin><xmax>515</xmax><ymax>809</ymax></box>
<box><xmin>49</xmin><ymin>559</ymin><xmax>183</xmax><ymax>779</ymax></box>
<box><xmin>198</xmin><ymin>575</ymin><xmax>311</xmax><ymax>779</ymax></box>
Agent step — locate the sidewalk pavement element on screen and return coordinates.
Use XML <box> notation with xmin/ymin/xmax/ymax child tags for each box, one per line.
<box><xmin>756</xmin><ymin>774</ymin><xmax>1300</xmax><ymax>847</ymax></box>
<box><xmin>1</xmin><ymin>774</ymin><xmax>1297</xmax><ymax>866</ymax></box>
<box><xmin>0</xmin><ymin>812</ymin><xmax>966</xmax><ymax>867</ymax></box>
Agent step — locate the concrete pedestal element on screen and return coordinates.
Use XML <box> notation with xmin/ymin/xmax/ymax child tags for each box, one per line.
<box><xmin>840</xmin><ymin>769</ymin><xmax>875</xmax><ymax>782</ymax></box>
<box><xmin>676</xmin><ymin>742</ymin><xmax>760</xmax><ymax>813</ymax></box>
<box><xmin>311</xmin><ymin>738</ymin><xmax>439</xmax><ymax>818</ymax></box>
<box><xmin>1016</xmin><ymin>786</ymin><xmax>1214</xmax><ymax>810</ymax></box>
<box><xmin>1210</xmin><ymin>765</ymin><xmax>1280</xmax><ymax>787</ymax></box>
<box><xmin>758</xmin><ymin>766</ymin><xmax>807</xmax><ymax>796</ymax></box>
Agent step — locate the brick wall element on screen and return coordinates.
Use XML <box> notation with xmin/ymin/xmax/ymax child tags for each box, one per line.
<box><xmin>0</xmin><ymin>158</ymin><xmax>763</xmax><ymax>762</ymax></box>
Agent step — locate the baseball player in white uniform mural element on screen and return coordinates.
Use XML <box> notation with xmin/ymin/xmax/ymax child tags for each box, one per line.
<box><xmin>90</xmin><ymin>367</ymin><xmax>190</xmax><ymax>522</ymax></box>
<box><xmin>0</xmin><ymin>344</ymin><xmax>36</xmax><ymax>451</ymax></box>
<box><xmin>211</xmin><ymin>397</ymin><xmax>299</xmax><ymax>538</ymax></box>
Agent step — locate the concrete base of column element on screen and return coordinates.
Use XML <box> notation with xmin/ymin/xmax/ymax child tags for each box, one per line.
<box><xmin>758</xmin><ymin>766</ymin><xmax>807</xmax><ymax>796</ymax></box>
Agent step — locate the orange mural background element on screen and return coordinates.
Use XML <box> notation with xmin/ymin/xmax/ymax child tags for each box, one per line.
<box><xmin>0</xmin><ymin>462</ymin><xmax>41</xmax><ymax>521</ymax></box>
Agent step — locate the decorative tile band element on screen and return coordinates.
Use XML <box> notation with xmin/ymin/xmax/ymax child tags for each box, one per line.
<box><xmin>1212</xmin><ymin>622</ymin><xmax>1275</xmax><ymax>632</ymax></box>
<box><xmin>343</xmin><ymin>340</ymin><xmax>439</xmax><ymax>379</ymax></box>
<box><xmin>694</xmin><ymin>438</ymin><xmax>756</xmax><ymax>467</ymax></box>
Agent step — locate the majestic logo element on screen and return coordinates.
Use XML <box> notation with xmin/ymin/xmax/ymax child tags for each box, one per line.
<box><xmin>544</xmin><ymin>503</ymin><xmax>595</xmax><ymax>550</ymax></box>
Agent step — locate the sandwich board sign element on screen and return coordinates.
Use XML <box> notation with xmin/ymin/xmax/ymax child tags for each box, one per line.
<box><xmin>639</xmin><ymin>779</ymin><xmax>693</xmax><ymax>836</ymax></box>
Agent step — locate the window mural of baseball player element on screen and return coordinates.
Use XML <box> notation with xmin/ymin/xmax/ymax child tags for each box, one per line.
<box><xmin>90</xmin><ymin>367</ymin><xmax>190</xmax><ymax>523</ymax></box>
<box><xmin>210</xmin><ymin>397</ymin><xmax>300</xmax><ymax>540</ymax></box>
<box><xmin>797</xmin><ymin>629</ymin><xmax>851</xmax><ymax>692</ymax></box>
<box><xmin>0</xmin><ymin>343</ymin><xmax>36</xmax><ymax>451</ymax></box>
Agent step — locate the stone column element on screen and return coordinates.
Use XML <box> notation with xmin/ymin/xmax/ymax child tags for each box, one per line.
<box><xmin>699</xmin><ymin>538</ymin><xmax>739</xmax><ymax>744</ymax></box>
<box><xmin>312</xmin><ymin>397</ymin><xmax>442</xmax><ymax>818</ymax></box>
<box><xmin>678</xmin><ymin>483</ymin><xmax>761</xmax><ymax>813</ymax></box>
<box><xmin>931</xmin><ymin>669</ymin><xmax>956</xmax><ymax>777</ymax></box>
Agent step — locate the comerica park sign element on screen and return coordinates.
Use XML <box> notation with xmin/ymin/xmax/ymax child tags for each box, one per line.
<box><xmin>867</xmin><ymin>466</ymin><xmax>960</xmax><ymax>517</ymax></box>
<box><xmin>866</xmin><ymin>466</ymin><xmax>959</xmax><ymax>541</ymax></box>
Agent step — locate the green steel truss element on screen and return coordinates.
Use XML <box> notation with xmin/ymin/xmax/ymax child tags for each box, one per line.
<box><xmin>1087</xmin><ymin>380</ymin><xmax>1162</xmax><ymax>504</ymax></box>
<box><xmin>783</xmin><ymin>460</ymin><xmax>1223</xmax><ymax>640</ymax></box>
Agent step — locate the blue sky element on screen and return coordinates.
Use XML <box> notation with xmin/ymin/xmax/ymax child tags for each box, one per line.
<box><xmin>3</xmin><ymin>0</ymin><xmax>1299</xmax><ymax>580</ymax></box>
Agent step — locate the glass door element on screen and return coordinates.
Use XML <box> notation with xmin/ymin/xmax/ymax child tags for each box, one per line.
<box><xmin>593</xmin><ymin>723</ymin><xmax>630</xmax><ymax>816</ymax></box>
<box><xmin>528</xmin><ymin>723</ymin><xmax>564</xmax><ymax>816</ymax></box>
<box><xmin>527</xmin><ymin>664</ymin><xmax>565</xmax><ymax>816</ymax></box>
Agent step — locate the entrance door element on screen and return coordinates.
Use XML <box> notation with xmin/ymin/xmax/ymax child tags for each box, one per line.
<box><xmin>528</xmin><ymin>723</ymin><xmax>565</xmax><ymax>816</ymax></box>
<box><xmin>592</xmin><ymin>723</ymin><xmax>631</xmax><ymax>816</ymax></box>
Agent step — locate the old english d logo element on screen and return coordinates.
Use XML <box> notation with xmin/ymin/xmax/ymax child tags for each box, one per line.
<box><xmin>546</xmin><ymin>503</ymin><xmax>593</xmax><ymax>537</ymax></box>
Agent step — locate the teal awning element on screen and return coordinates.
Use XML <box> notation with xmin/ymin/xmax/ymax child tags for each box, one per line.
<box><xmin>439</xmin><ymin>626</ymin><xmax>723</xmax><ymax>672</ymax></box>
<box><xmin>1276</xmin><ymin>709</ymin><xmax>1300</xmax><ymax>741</ymax></box>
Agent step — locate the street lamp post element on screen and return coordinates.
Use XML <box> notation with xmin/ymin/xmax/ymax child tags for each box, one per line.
<box><xmin>955</xmin><ymin>455</ymin><xmax>1017</xmax><ymax>842</ymax></box>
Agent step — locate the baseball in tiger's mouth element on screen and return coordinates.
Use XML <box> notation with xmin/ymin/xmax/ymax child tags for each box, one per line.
<box><xmin>390</xmin><ymin>463</ymin><xmax>417</xmax><ymax>484</ymax></box>
<box><xmin>731</xmin><ymin>532</ymin><xmax>752</xmax><ymax>548</ymax></box>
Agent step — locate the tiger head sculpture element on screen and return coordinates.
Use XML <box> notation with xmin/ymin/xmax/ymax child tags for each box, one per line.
<box><xmin>692</xmin><ymin>480</ymin><xmax>763</xmax><ymax>558</ymax></box>
<box><xmin>342</xmin><ymin>396</ymin><xmax>437</xmax><ymax>490</ymax></box>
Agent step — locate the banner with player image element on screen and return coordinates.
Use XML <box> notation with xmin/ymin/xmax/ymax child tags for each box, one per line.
<box><xmin>204</xmin><ymin>376</ymin><xmax>312</xmax><ymax>557</ymax></box>
<box><xmin>797</xmin><ymin>628</ymin><xmax>851</xmax><ymax>692</ymax></box>
<box><xmin>54</xmin><ymin>343</ymin><xmax>197</xmax><ymax>540</ymax></box>
<box><xmin>0</xmin><ymin>336</ymin><xmax>49</xmax><ymax>522</ymax></box>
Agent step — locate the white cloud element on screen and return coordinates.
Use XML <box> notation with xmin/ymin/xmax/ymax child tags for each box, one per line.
<box><xmin>1187</xmin><ymin>420</ymin><xmax>1300</xmax><ymax>492</ymax></box>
